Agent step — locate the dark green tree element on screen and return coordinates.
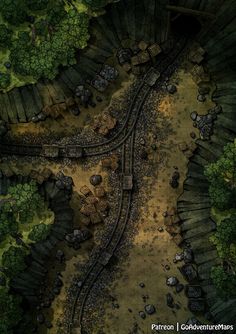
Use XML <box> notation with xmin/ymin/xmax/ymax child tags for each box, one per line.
<box><xmin>0</xmin><ymin>287</ymin><xmax>22</xmax><ymax>334</ymax></box>
<box><xmin>211</xmin><ymin>266</ymin><xmax>236</xmax><ymax>300</ymax></box>
<box><xmin>0</xmin><ymin>0</ymin><xmax>27</xmax><ymax>26</ymax></box>
<box><xmin>205</xmin><ymin>141</ymin><xmax>236</xmax><ymax>210</ymax></box>
<box><xmin>0</xmin><ymin>202</ymin><xmax>18</xmax><ymax>242</ymax></box>
<box><xmin>2</xmin><ymin>246</ymin><xmax>27</xmax><ymax>279</ymax></box>
<box><xmin>28</xmin><ymin>223</ymin><xmax>51</xmax><ymax>242</ymax></box>
<box><xmin>26</xmin><ymin>0</ymin><xmax>49</xmax><ymax>11</ymax></box>
<box><xmin>0</xmin><ymin>73</ymin><xmax>11</xmax><ymax>90</ymax></box>
<box><xmin>8</xmin><ymin>181</ymin><xmax>44</xmax><ymax>224</ymax></box>
<box><xmin>0</xmin><ymin>24</ymin><xmax>13</xmax><ymax>48</ymax></box>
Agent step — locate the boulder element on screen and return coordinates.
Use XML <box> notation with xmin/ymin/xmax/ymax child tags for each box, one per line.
<box><xmin>166</xmin><ymin>276</ymin><xmax>179</xmax><ymax>286</ymax></box>
<box><xmin>144</xmin><ymin>304</ymin><xmax>156</xmax><ymax>315</ymax></box>
<box><xmin>188</xmin><ymin>299</ymin><xmax>205</xmax><ymax>312</ymax></box>
<box><xmin>185</xmin><ymin>285</ymin><xmax>203</xmax><ymax>298</ymax></box>
<box><xmin>167</xmin><ymin>84</ymin><xmax>177</xmax><ymax>94</ymax></box>
<box><xmin>90</xmin><ymin>174</ymin><xmax>102</xmax><ymax>186</ymax></box>
<box><xmin>166</xmin><ymin>293</ymin><xmax>174</xmax><ymax>308</ymax></box>
<box><xmin>179</xmin><ymin>264</ymin><xmax>198</xmax><ymax>282</ymax></box>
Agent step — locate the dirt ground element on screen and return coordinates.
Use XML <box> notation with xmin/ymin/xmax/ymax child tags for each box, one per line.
<box><xmin>0</xmin><ymin>62</ymin><xmax>215</xmax><ymax>333</ymax></box>
<box><xmin>94</xmin><ymin>67</ymin><xmax>215</xmax><ymax>334</ymax></box>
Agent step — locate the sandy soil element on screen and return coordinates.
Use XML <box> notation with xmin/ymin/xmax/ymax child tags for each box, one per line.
<box><xmin>94</xmin><ymin>67</ymin><xmax>215</xmax><ymax>334</ymax></box>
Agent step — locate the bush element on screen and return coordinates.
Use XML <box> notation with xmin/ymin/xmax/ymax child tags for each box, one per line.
<box><xmin>28</xmin><ymin>223</ymin><xmax>51</xmax><ymax>242</ymax></box>
<box><xmin>0</xmin><ymin>24</ymin><xmax>12</xmax><ymax>48</ymax></box>
<box><xmin>0</xmin><ymin>287</ymin><xmax>22</xmax><ymax>334</ymax></box>
<box><xmin>8</xmin><ymin>181</ymin><xmax>44</xmax><ymax>224</ymax></box>
<box><xmin>2</xmin><ymin>246</ymin><xmax>27</xmax><ymax>278</ymax></box>
<box><xmin>205</xmin><ymin>141</ymin><xmax>236</xmax><ymax>210</ymax></box>
<box><xmin>0</xmin><ymin>202</ymin><xmax>18</xmax><ymax>242</ymax></box>
<box><xmin>211</xmin><ymin>266</ymin><xmax>236</xmax><ymax>300</ymax></box>
<box><xmin>0</xmin><ymin>73</ymin><xmax>11</xmax><ymax>90</ymax></box>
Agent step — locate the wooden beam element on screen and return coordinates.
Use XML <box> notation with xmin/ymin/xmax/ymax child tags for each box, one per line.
<box><xmin>166</xmin><ymin>5</ymin><xmax>216</xmax><ymax>20</ymax></box>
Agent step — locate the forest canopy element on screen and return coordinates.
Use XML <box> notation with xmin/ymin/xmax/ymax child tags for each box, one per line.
<box><xmin>0</xmin><ymin>0</ymin><xmax>113</xmax><ymax>92</ymax></box>
<box><xmin>205</xmin><ymin>140</ymin><xmax>236</xmax><ymax>299</ymax></box>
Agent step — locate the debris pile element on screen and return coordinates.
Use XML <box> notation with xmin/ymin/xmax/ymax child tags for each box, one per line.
<box><xmin>92</xmin><ymin>111</ymin><xmax>117</xmax><ymax>136</ymax></box>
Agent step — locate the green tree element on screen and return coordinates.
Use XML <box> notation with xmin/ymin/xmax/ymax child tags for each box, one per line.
<box><xmin>2</xmin><ymin>246</ymin><xmax>27</xmax><ymax>278</ymax></box>
<box><xmin>8</xmin><ymin>181</ymin><xmax>44</xmax><ymax>224</ymax></box>
<box><xmin>26</xmin><ymin>0</ymin><xmax>49</xmax><ymax>11</ymax></box>
<box><xmin>0</xmin><ymin>73</ymin><xmax>11</xmax><ymax>90</ymax></box>
<box><xmin>28</xmin><ymin>223</ymin><xmax>51</xmax><ymax>242</ymax></box>
<box><xmin>205</xmin><ymin>140</ymin><xmax>236</xmax><ymax>210</ymax></box>
<box><xmin>0</xmin><ymin>202</ymin><xmax>18</xmax><ymax>242</ymax></box>
<box><xmin>211</xmin><ymin>266</ymin><xmax>236</xmax><ymax>300</ymax></box>
<box><xmin>0</xmin><ymin>24</ymin><xmax>12</xmax><ymax>48</ymax></box>
<box><xmin>0</xmin><ymin>0</ymin><xmax>27</xmax><ymax>26</ymax></box>
<box><xmin>0</xmin><ymin>287</ymin><xmax>22</xmax><ymax>334</ymax></box>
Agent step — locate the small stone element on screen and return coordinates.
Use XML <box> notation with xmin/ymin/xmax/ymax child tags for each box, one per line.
<box><xmin>128</xmin><ymin>308</ymin><xmax>132</xmax><ymax>313</ymax></box>
<box><xmin>167</xmin><ymin>84</ymin><xmax>177</xmax><ymax>94</ymax></box>
<box><xmin>165</xmin><ymin>265</ymin><xmax>170</xmax><ymax>271</ymax></box>
<box><xmin>140</xmin><ymin>138</ymin><xmax>145</xmax><ymax>145</ymax></box>
<box><xmin>166</xmin><ymin>293</ymin><xmax>174</xmax><ymax>308</ymax></box>
<box><xmin>139</xmin><ymin>311</ymin><xmax>146</xmax><ymax>319</ymax></box>
<box><xmin>90</xmin><ymin>174</ymin><xmax>102</xmax><ymax>186</ymax></box>
<box><xmin>190</xmin><ymin>111</ymin><xmax>198</xmax><ymax>121</ymax></box>
<box><xmin>176</xmin><ymin>283</ymin><xmax>184</xmax><ymax>293</ymax></box>
<box><xmin>166</xmin><ymin>276</ymin><xmax>179</xmax><ymax>286</ymax></box>
<box><xmin>144</xmin><ymin>304</ymin><xmax>156</xmax><ymax>315</ymax></box>
<box><xmin>185</xmin><ymin>285</ymin><xmax>202</xmax><ymax>298</ymax></box>
<box><xmin>37</xmin><ymin>313</ymin><xmax>45</xmax><ymax>324</ymax></box>
<box><xmin>197</xmin><ymin>94</ymin><xmax>206</xmax><ymax>102</ymax></box>
<box><xmin>158</xmin><ymin>227</ymin><xmax>164</xmax><ymax>232</ymax></box>
<box><xmin>175</xmin><ymin>253</ymin><xmax>184</xmax><ymax>262</ymax></box>
<box><xmin>96</xmin><ymin>96</ymin><xmax>103</xmax><ymax>102</ymax></box>
<box><xmin>190</xmin><ymin>132</ymin><xmax>196</xmax><ymax>139</ymax></box>
<box><xmin>183</xmin><ymin>248</ymin><xmax>194</xmax><ymax>263</ymax></box>
<box><xmin>139</xmin><ymin>282</ymin><xmax>145</xmax><ymax>288</ymax></box>
<box><xmin>55</xmin><ymin>250</ymin><xmax>64</xmax><ymax>262</ymax></box>
<box><xmin>151</xmin><ymin>143</ymin><xmax>157</xmax><ymax>151</ymax></box>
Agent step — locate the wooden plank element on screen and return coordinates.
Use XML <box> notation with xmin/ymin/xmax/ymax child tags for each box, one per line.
<box><xmin>32</xmin><ymin>86</ymin><xmax>43</xmax><ymax>111</ymax></box>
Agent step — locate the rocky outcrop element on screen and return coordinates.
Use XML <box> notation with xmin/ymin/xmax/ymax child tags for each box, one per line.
<box><xmin>0</xmin><ymin>172</ymin><xmax>74</xmax><ymax>305</ymax></box>
<box><xmin>177</xmin><ymin>0</ymin><xmax>236</xmax><ymax>325</ymax></box>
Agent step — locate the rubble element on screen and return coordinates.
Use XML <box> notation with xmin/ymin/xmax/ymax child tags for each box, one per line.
<box><xmin>100</xmin><ymin>64</ymin><xmax>119</xmax><ymax>82</ymax></box>
<box><xmin>92</xmin><ymin>111</ymin><xmax>117</xmax><ymax>136</ymax></box>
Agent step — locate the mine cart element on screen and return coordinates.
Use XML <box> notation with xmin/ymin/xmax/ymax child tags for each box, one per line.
<box><xmin>42</xmin><ymin>145</ymin><xmax>59</xmax><ymax>158</ymax></box>
<box><xmin>148</xmin><ymin>43</ymin><xmax>162</xmax><ymax>58</ymax></box>
<box><xmin>144</xmin><ymin>68</ymin><xmax>160</xmax><ymax>87</ymax></box>
<box><xmin>98</xmin><ymin>251</ymin><xmax>113</xmax><ymax>266</ymax></box>
<box><xmin>66</xmin><ymin>145</ymin><xmax>83</xmax><ymax>158</ymax></box>
<box><xmin>123</xmin><ymin>175</ymin><xmax>133</xmax><ymax>190</ymax></box>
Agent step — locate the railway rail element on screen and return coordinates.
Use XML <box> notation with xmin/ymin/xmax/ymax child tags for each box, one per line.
<box><xmin>67</xmin><ymin>37</ymin><xmax>189</xmax><ymax>334</ymax></box>
<box><xmin>0</xmin><ymin>37</ymin><xmax>187</xmax><ymax>159</ymax></box>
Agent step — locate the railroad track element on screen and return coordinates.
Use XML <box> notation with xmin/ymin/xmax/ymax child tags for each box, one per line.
<box><xmin>67</xmin><ymin>37</ymin><xmax>189</xmax><ymax>334</ymax></box>
<box><xmin>0</xmin><ymin>37</ymin><xmax>188</xmax><ymax>160</ymax></box>
<box><xmin>68</xmin><ymin>130</ymin><xmax>135</xmax><ymax>334</ymax></box>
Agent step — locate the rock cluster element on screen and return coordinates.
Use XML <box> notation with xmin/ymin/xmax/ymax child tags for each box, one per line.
<box><xmin>101</xmin><ymin>154</ymin><xmax>119</xmax><ymax>171</ymax></box>
<box><xmin>75</xmin><ymin>85</ymin><xmax>94</xmax><ymax>108</ymax></box>
<box><xmin>191</xmin><ymin>106</ymin><xmax>221</xmax><ymax>140</ymax></box>
<box><xmin>178</xmin><ymin>141</ymin><xmax>196</xmax><ymax>158</ymax></box>
<box><xmin>65</xmin><ymin>228</ymin><xmax>92</xmax><ymax>249</ymax></box>
<box><xmin>169</xmin><ymin>170</ymin><xmax>180</xmax><ymax>188</ymax></box>
<box><xmin>90</xmin><ymin>65</ymin><xmax>119</xmax><ymax>92</ymax></box>
<box><xmin>91</xmin><ymin>111</ymin><xmax>117</xmax><ymax>136</ymax></box>
<box><xmin>30</xmin><ymin>168</ymin><xmax>52</xmax><ymax>185</ymax></box>
<box><xmin>55</xmin><ymin>172</ymin><xmax>74</xmax><ymax>191</ymax></box>
<box><xmin>164</xmin><ymin>207</ymin><xmax>183</xmax><ymax>246</ymax></box>
<box><xmin>79</xmin><ymin>179</ymin><xmax>109</xmax><ymax>226</ymax></box>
